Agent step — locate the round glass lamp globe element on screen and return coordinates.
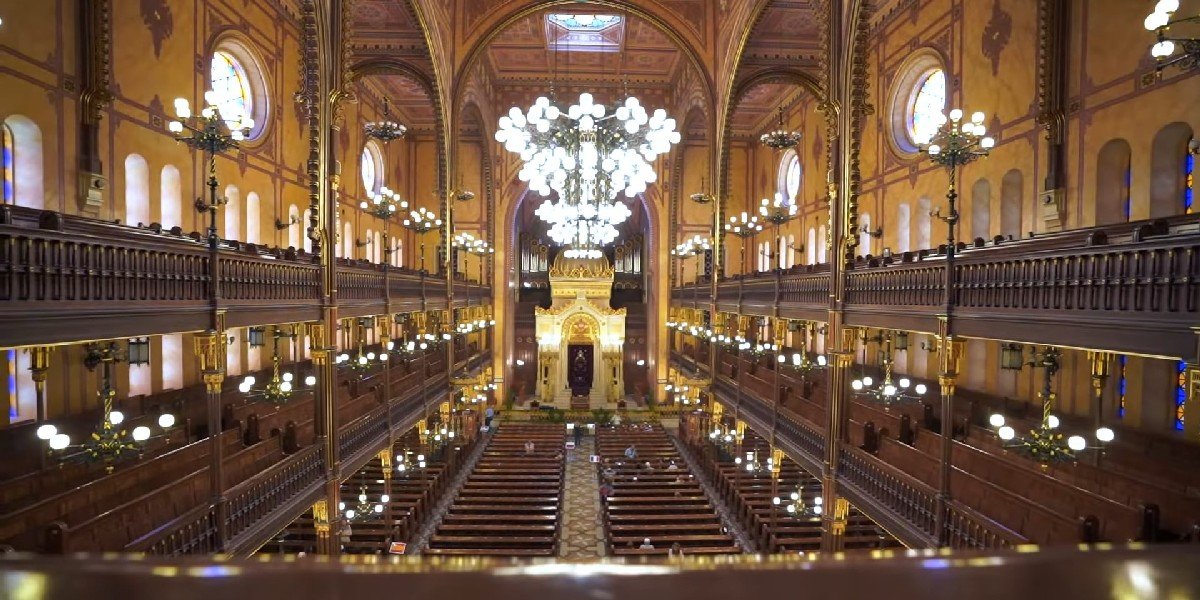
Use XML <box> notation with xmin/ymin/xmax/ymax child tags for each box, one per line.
<box><xmin>989</xmin><ymin>413</ymin><xmax>1006</xmax><ymax>428</ymax></box>
<box><xmin>998</xmin><ymin>426</ymin><xmax>1016</xmax><ymax>441</ymax></box>
<box><xmin>1067</xmin><ymin>435</ymin><xmax>1086</xmax><ymax>451</ymax></box>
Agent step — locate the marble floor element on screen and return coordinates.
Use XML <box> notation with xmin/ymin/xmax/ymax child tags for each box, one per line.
<box><xmin>557</xmin><ymin>436</ymin><xmax>606</xmax><ymax>559</ymax></box>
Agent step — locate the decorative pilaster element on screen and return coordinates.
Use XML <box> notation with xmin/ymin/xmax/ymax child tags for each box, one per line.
<box><xmin>78</xmin><ymin>0</ymin><xmax>112</xmax><ymax>215</ymax></box>
<box><xmin>1036</xmin><ymin>0</ymin><xmax>1070</xmax><ymax>231</ymax></box>
<box><xmin>933</xmin><ymin>320</ymin><xmax>964</xmax><ymax>545</ymax></box>
<box><xmin>29</xmin><ymin>347</ymin><xmax>52</xmax><ymax>422</ymax></box>
<box><xmin>193</xmin><ymin>325</ymin><xmax>228</xmax><ymax>549</ymax></box>
<box><xmin>312</xmin><ymin>499</ymin><xmax>334</xmax><ymax>555</ymax></box>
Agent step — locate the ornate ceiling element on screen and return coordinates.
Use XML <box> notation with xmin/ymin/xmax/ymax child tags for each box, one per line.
<box><xmin>346</xmin><ymin>0</ymin><xmax>825</xmax><ymax>148</ymax></box>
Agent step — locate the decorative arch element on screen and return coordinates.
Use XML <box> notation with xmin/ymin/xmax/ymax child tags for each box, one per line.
<box><xmin>3</xmin><ymin>115</ymin><xmax>43</xmax><ymax>209</ymax></box>
<box><xmin>160</xmin><ymin>165</ymin><xmax>182</xmax><ymax>229</ymax></box>
<box><xmin>245</xmin><ymin>191</ymin><xmax>260</xmax><ymax>244</ymax></box>
<box><xmin>1149</xmin><ymin>122</ymin><xmax>1194</xmax><ymax>218</ymax></box>
<box><xmin>1000</xmin><ymin>169</ymin><xmax>1022</xmax><ymax>239</ymax></box>
<box><xmin>1096</xmin><ymin>139</ymin><xmax>1132</xmax><ymax>225</ymax></box>
<box><xmin>123</xmin><ymin>154</ymin><xmax>150</xmax><ymax>227</ymax></box>
<box><xmin>223</xmin><ymin>184</ymin><xmax>241</xmax><ymax>240</ymax></box>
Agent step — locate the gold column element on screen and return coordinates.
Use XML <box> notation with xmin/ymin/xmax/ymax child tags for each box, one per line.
<box><xmin>379</xmin><ymin>449</ymin><xmax>394</xmax><ymax>531</ymax></box>
<box><xmin>933</xmin><ymin>318</ymin><xmax>964</xmax><ymax>545</ymax></box>
<box><xmin>193</xmin><ymin>325</ymin><xmax>228</xmax><ymax>548</ymax></box>
<box><xmin>308</xmin><ymin>320</ymin><xmax>339</xmax><ymax>555</ymax></box>
<box><xmin>312</xmin><ymin>499</ymin><xmax>334</xmax><ymax>555</ymax></box>
<box><xmin>821</xmin><ymin>321</ymin><xmax>855</xmax><ymax>552</ymax></box>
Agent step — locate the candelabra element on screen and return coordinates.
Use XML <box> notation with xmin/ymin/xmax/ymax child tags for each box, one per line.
<box><xmin>850</xmin><ymin>331</ymin><xmax>927</xmax><ymax>404</ymax></box>
<box><xmin>339</xmin><ymin>484</ymin><xmax>389</xmax><ymax>522</ymax></box>
<box><xmin>758</xmin><ymin>194</ymin><xmax>800</xmax><ymax>270</ymax></box>
<box><xmin>335</xmin><ymin>318</ymin><xmax>388</xmax><ymax>377</ymax></box>
<box><xmin>237</xmin><ymin>326</ymin><xmax>315</xmax><ymax>405</ymax></box>
<box><xmin>401</xmin><ymin>205</ymin><xmax>442</xmax><ymax>274</ymax></box>
<box><xmin>361</xmin><ymin>186</ymin><xmax>409</xmax><ymax>220</ymax></box>
<box><xmin>920</xmin><ymin>108</ymin><xmax>995</xmax><ymax>255</ymax></box>
<box><xmin>760</xmin><ymin>106</ymin><xmax>803</xmax><ymax>151</ymax></box>
<box><xmin>671</xmin><ymin>234</ymin><xmax>712</xmax><ymax>258</ymax></box>
<box><xmin>363</xmin><ymin>97</ymin><xmax>407</xmax><ymax>143</ymax></box>
<box><xmin>725</xmin><ymin>211</ymin><xmax>763</xmax><ymax>274</ymax></box>
<box><xmin>35</xmin><ymin>343</ymin><xmax>176</xmax><ymax>473</ymax></box>
<box><xmin>734</xmin><ymin>450</ymin><xmax>773</xmax><ymax>475</ymax></box>
<box><xmin>988</xmin><ymin>347</ymin><xmax>1115</xmax><ymax>463</ymax></box>
<box><xmin>394</xmin><ymin>449</ymin><xmax>426</xmax><ymax>476</ymax></box>
<box><xmin>1144</xmin><ymin>0</ymin><xmax>1199</xmax><ymax>72</ymax></box>
<box><xmin>167</xmin><ymin>95</ymin><xmax>253</xmax><ymax>249</ymax></box>
<box><xmin>773</xmin><ymin>487</ymin><xmax>824</xmax><ymax>517</ymax></box>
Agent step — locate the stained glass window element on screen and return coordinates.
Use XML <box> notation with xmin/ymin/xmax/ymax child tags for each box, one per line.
<box><xmin>547</xmin><ymin>14</ymin><xmax>621</xmax><ymax>31</ymax></box>
<box><xmin>786</xmin><ymin>156</ymin><xmax>801</xmax><ymax>202</ymax></box>
<box><xmin>1185</xmin><ymin>144</ymin><xmax>1194</xmax><ymax>214</ymax></box>
<box><xmin>210</xmin><ymin>51</ymin><xmax>253</xmax><ymax>131</ymax></box>
<box><xmin>1117</xmin><ymin>354</ymin><xmax>1127</xmax><ymax>419</ymax></box>
<box><xmin>907</xmin><ymin>69</ymin><xmax>946</xmax><ymax>145</ymax></box>
<box><xmin>1124</xmin><ymin>167</ymin><xmax>1133</xmax><ymax>220</ymax></box>
<box><xmin>1</xmin><ymin>124</ymin><xmax>13</xmax><ymax>204</ymax></box>
<box><xmin>1175</xmin><ymin>360</ymin><xmax>1187</xmax><ymax>431</ymax></box>
<box><xmin>361</xmin><ymin>146</ymin><xmax>377</xmax><ymax>194</ymax></box>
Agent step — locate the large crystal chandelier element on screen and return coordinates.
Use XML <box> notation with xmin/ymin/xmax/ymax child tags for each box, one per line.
<box><xmin>495</xmin><ymin>93</ymin><xmax>680</xmax><ymax>248</ymax></box>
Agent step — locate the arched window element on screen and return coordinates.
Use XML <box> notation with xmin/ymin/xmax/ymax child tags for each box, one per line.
<box><xmin>916</xmin><ymin>197</ymin><xmax>932</xmax><ymax>250</ymax></box>
<box><xmin>807</xmin><ymin>227</ymin><xmax>816</xmax><ymax>265</ymax></box>
<box><xmin>227</xmin><ymin>328</ymin><xmax>242</xmax><ymax>376</ymax></box>
<box><xmin>124</xmin><ymin>154</ymin><xmax>150</xmax><ymax>227</ymax></box>
<box><xmin>971</xmin><ymin>179</ymin><xmax>991</xmax><ymax>241</ymax></box>
<box><xmin>859</xmin><ymin>213</ymin><xmax>872</xmax><ymax>255</ymax></box>
<box><xmin>162</xmin><ymin>334</ymin><xmax>183</xmax><ymax>391</ymax></box>
<box><xmin>897</xmin><ymin>203</ymin><xmax>911</xmax><ymax>253</ymax></box>
<box><xmin>1149</xmin><ymin>123</ymin><xmax>1195</xmax><ymax>218</ymax></box>
<box><xmin>343</xmin><ymin>220</ymin><xmax>353</xmax><ymax>259</ymax></box>
<box><xmin>160</xmin><ymin>166</ymin><xmax>182</xmax><ymax>229</ymax></box>
<box><xmin>1116</xmin><ymin>354</ymin><xmax>1128</xmax><ymax>419</ymax></box>
<box><xmin>365</xmin><ymin>228</ymin><xmax>374</xmax><ymax>262</ymax></box>
<box><xmin>373</xmin><ymin>230</ymin><xmax>382</xmax><ymax>263</ymax></box>
<box><xmin>209</xmin><ymin>39</ymin><xmax>269</xmax><ymax>141</ymax></box>
<box><xmin>8</xmin><ymin>349</ymin><xmax>36</xmax><ymax>423</ymax></box>
<box><xmin>2</xmin><ymin>123</ymin><xmax>13</xmax><ymax>203</ymax></box>
<box><xmin>817</xmin><ymin>225</ymin><xmax>827</xmax><ymax>264</ymax></box>
<box><xmin>287</xmin><ymin>205</ymin><xmax>301</xmax><ymax>250</ymax></box>
<box><xmin>1096</xmin><ymin>139</ymin><xmax>1132</xmax><ymax>225</ymax></box>
<box><xmin>1175</xmin><ymin>361</ymin><xmax>1187</xmax><ymax>431</ymax></box>
<box><xmin>787</xmin><ymin>234</ymin><xmax>795</xmax><ymax>268</ymax></box>
<box><xmin>210</xmin><ymin>51</ymin><xmax>254</xmax><ymax>131</ymax></box>
<box><xmin>302</xmin><ymin>209</ymin><xmax>313</xmax><ymax>253</ymax></box>
<box><xmin>908</xmin><ymin>70</ymin><xmax>947</xmax><ymax>146</ymax></box>
<box><xmin>396</xmin><ymin>238</ymin><xmax>404</xmax><ymax>268</ymax></box>
<box><xmin>245</xmin><ymin>192</ymin><xmax>260</xmax><ymax>244</ymax></box>
<box><xmin>2</xmin><ymin>116</ymin><xmax>43</xmax><ymax>209</ymax></box>
<box><xmin>777</xmin><ymin>150</ymin><xmax>801</xmax><ymax>204</ymax></box>
<box><xmin>1000</xmin><ymin>170</ymin><xmax>1022</xmax><ymax>239</ymax></box>
<box><xmin>224</xmin><ymin>184</ymin><xmax>241</xmax><ymax>240</ymax></box>
<box><xmin>361</xmin><ymin>141</ymin><xmax>384</xmax><ymax>196</ymax></box>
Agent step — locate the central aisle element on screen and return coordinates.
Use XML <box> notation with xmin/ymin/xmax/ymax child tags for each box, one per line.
<box><xmin>558</xmin><ymin>433</ymin><xmax>606</xmax><ymax>559</ymax></box>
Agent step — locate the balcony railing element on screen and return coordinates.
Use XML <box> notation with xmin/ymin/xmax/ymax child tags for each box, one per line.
<box><xmin>0</xmin><ymin>207</ymin><xmax>489</xmax><ymax>346</ymax></box>
<box><xmin>672</xmin><ymin>216</ymin><xmax>1200</xmax><ymax>358</ymax></box>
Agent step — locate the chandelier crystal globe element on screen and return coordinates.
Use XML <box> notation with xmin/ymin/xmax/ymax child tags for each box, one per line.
<box><xmin>495</xmin><ymin>93</ymin><xmax>681</xmax><ymax>247</ymax></box>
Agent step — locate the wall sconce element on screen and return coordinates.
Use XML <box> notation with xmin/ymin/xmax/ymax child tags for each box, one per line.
<box><xmin>1000</xmin><ymin>344</ymin><xmax>1025</xmax><ymax>370</ymax></box>
<box><xmin>247</xmin><ymin>327</ymin><xmax>266</xmax><ymax>348</ymax></box>
<box><xmin>355</xmin><ymin>237</ymin><xmax>373</xmax><ymax>248</ymax></box>
<box><xmin>127</xmin><ymin>338</ymin><xmax>151</xmax><ymax>366</ymax></box>
<box><xmin>857</xmin><ymin>224</ymin><xmax>883</xmax><ymax>238</ymax></box>
<box><xmin>274</xmin><ymin>215</ymin><xmax>299</xmax><ymax>230</ymax></box>
<box><xmin>881</xmin><ymin>248</ymin><xmax>893</xmax><ymax>258</ymax></box>
<box><xmin>636</xmin><ymin>359</ymin><xmax>646</xmax><ymax>366</ymax></box>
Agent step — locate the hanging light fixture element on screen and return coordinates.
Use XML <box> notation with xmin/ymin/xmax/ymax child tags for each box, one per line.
<box><xmin>988</xmin><ymin>347</ymin><xmax>1115</xmax><ymax>463</ymax></box>
<box><xmin>361</xmin><ymin>186</ymin><xmax>409</xmax><ymax>220</ymax></box>
<box><xmin>773</xmin><ymin>486</ymin><xmax>824</xmax><ymax>518</ymax></box>
<box><xmin>364</xmin><ymin>97</ymin><xmax>408</xmax><ymax>144</ymax></box>
<box><xmin>760</xmin><ymin>106</ymin><xmax>802</xmax><ymax>151</ymax></box>
<box><xmin>671</xmin><ymin>234</ymin><xmax>712</xmax><ymax>257</ymax></box>
<box><xmin>35</xmin><ymin>342</ymin><xmax>176</xmax><ymax>473</ymax></box>
<box><xmin>850</xmin><ymin>331</ymin><xmax>927</xmax><ymax>404</ymax></box>
<box><xmin>237</xmin><ymin>326</ymin><xmax>314</xmax><ymax>405</ymax></box>
<box><xmin>1143</xmin><ymin>0</ymin><xmax>1198</xmax><ymax>72</ymax></box>
<box><xmin>335</xmin><ymin>318</ymin><xmax>388</xmax><ymax>377</ymax></box>
<box><xmin>394</xmin><ymin>449</ymin><xmax>426</xmax><ymax>476</ymax></box>
<box><xmin>339</xmin><ymin>483</ymin><xmax>389</xmax><ymax>522</ymax></box>
<box><xmin>495</xmin><ymin>93</ymin><xmax>681</xmax><ymax>247</ymax></box>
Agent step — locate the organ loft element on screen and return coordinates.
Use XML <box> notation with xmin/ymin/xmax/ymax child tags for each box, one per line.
<box><xmin>0</xmin><ymin>0</ymin><xmax>1197</xmax><ymax>598</ymax></box>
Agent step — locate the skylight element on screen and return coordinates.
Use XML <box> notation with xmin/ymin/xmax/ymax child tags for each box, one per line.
<box><xmin>547</xmin><ymin>14</ymin><xmax>621</xmax><ymax>32</ymax></box>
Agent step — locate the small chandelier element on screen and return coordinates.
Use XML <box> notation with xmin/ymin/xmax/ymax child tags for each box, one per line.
<box><xmin>361</xmin><ymin>186</ymin><xmax>409</xmax><ymax>220</ymax></box>
<box><xmin>364</xmin><ymin>97</ymin><xmax>408</xmax><ymax>144</ymax></box>
<box><xmin>759</xmin><ymin>194</ymin><xmax>799</xmax><ymax>225</ymax></box>
<box><xmin>1144</xmin><ymin>0</ymin><xmax>1199</xmax><ymax>72</ymax></box>
<box><xmin>760</xmin><ymin>106</ymin><xmax>802</xmax><ymax>151</ymax></box>
<box><xmin>778</xmin><ymin>351</ymin><xmax>829</xmax><ymax>373</ymax></box>
<box><xmin>922</xmin><ymin>109</ymin><xmax>995</xmax><ymax>166</ymax></box>
<box><xmin>988</xmin><ymin>347</ymin><xmax>1116</xmax><ymax>463</ymax></box>
<box><xmin>773</xmin><ymin>487</ymin><xmax>824</xmax><ymax>518</ymax></box>
<box><xmin>237</xmin><ymin>327</ymin><xmax>314</xmax><ymax>405</ymax></box>
<box><xmin>452</xmin><ymin>232</ymin><xmax>495</xmax><ymax>255</ymax></box>
<box><xmin>562</xmin><ymin>246</ymin><xmax>604</xmax><ymax>259</ymax></box>
<box><xmin>394</xmin><ymin>449</ymin><xmax>426</xmax><ymax>475</ymax></box>
<box><xmin>851</xmin><ymin>331</ymin><xmax>926</xmax><ymax>403</ymax></box>
<box><xmin>725</xmin><ymin>212</ymin><xmax>764</xmax><ymax>238</ymax></box>
<box><xmin>709</xmin><ymin>425</ymin><xmax>740</xmax><ymax>451</ymax></box>
<box><xmin>36</xmin><ymin>342</ymin><xmax>176</xmax><ymax>473</ymax></box>
<box><xmin>402</xmin><ymin>206</ymin><xmax>442</xmax><ymax>232</ymax></box>
<box><xmin>340</xmin><ymin>484</ymin><xmax>389</xmax><ymax>521</ymax></box>
<box><xmin>734</xmin><ymin>450</ymin><xmax>773</xmax><ymax>474</ymax></box>
<box><xmin>335</xmin><ymin>318</ymin><xmax>388</xmax><ymax>377</ymax></box>
<box><xmin>671</xmin><ymin>234</ymin><xmax>712</xmax><ymax>257</ymax></box>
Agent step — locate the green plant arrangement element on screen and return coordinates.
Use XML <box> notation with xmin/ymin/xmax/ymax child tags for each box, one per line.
<box><xmin>591</xmin><ymin>408</ymin><xmax>615</xmax><ymax>427</ymax></box>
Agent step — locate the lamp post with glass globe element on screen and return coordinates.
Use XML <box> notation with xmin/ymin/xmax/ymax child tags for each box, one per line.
<box><xmin>918</xmin><ymin>107</ymin><xmax>993</xmax><ymax>544</ymax></box>
<box><xmin>167</xmin><ymin>94</ymin><xmax>253</xmax><ymax>250</ymax></box>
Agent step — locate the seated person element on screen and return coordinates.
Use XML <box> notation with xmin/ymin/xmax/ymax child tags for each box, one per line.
<box><xmin>639</xmin><ymin>538</ymin><xmax>655</xmax><ymax>550</ymax></box>
<box><xmin>624</xmin><ymin>445</ymin><xmax>637</xmax><ymax>459</ymax></box>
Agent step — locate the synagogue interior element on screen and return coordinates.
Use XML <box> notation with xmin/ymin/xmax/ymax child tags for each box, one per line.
<box><xmin>0</xmin><ymin>0</ymin><xmax>1198</xmax><ymax>597</ymax></box>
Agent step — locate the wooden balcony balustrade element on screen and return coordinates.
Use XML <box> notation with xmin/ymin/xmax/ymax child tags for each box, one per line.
<box><xmin>0</xmin><ymin>207</ymin><xmax>488</xmax><ymax>347</ymax></box>
<box><xmin>673</xmin><ymin>216</ymin><xmax>1200</xmax><ymax>358</ymax></box>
